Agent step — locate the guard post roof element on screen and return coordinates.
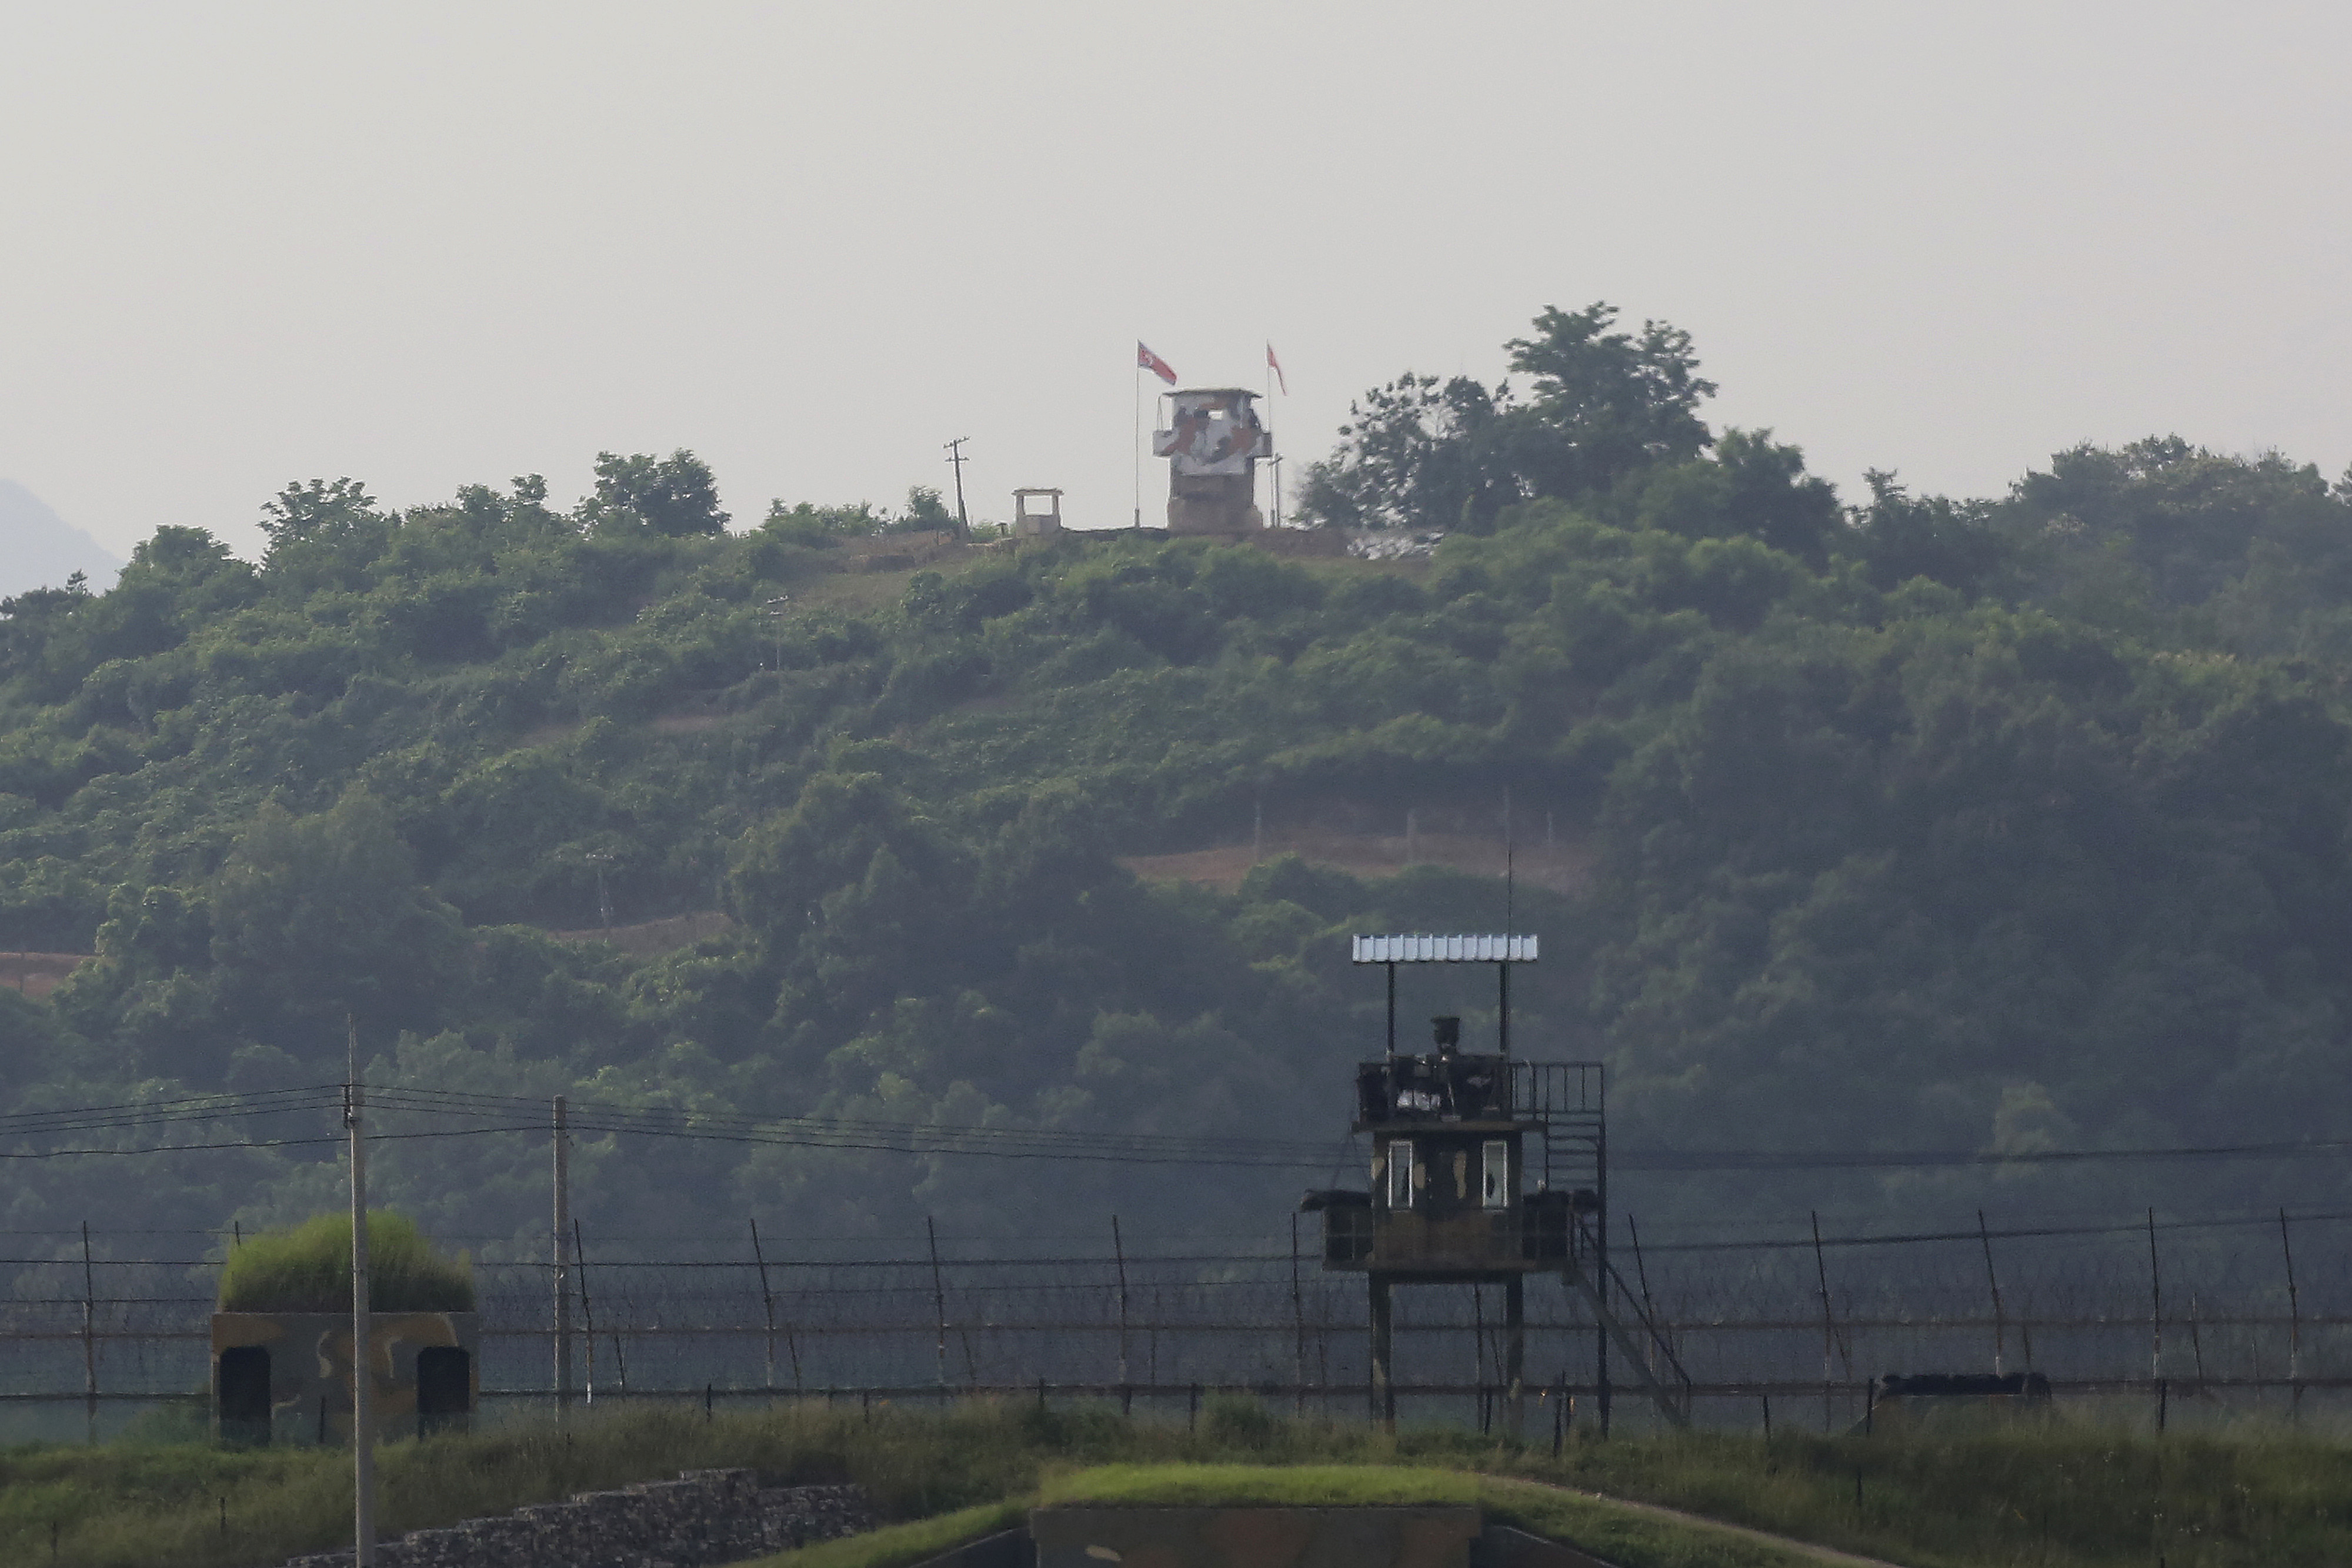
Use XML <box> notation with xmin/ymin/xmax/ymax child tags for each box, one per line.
<box><xmin>1351</xmin><ymin>934</ymin><xmax>1537</xmax><ymax>963</ymax></box>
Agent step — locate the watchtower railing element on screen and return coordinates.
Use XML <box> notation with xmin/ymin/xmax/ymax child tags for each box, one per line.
<box><xmin>1510</xmin><ymin>1061</ymin><xmax>1602</xmax><ymax>1121</ymax></box>
<box><xmin>1353</xmin><ymin>1059</ymin><xmax>1603</xmax><ymax>1129</ymax></box>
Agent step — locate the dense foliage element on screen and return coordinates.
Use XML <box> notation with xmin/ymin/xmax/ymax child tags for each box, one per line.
<box><xmin>215</xmin><ymin>1210</ymin><xmax>473</xmax><ymax>1313</ymax></box>
<box><xmin>8</xmin><ymin>309</ymin><xmax>2352</xmax><ymax>1254</ymax></box>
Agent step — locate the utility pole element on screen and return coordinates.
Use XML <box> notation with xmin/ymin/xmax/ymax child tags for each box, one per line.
<box><xmin>763</xmin><ymin>596</ymin><xmax>791</xmax><ymax>673</ymax></box>
<box><xmin>347</xmin><ymin>1021</ymin><xmax>375</xmax><ymax>1567</ymax></box>
<box><xmin>585</xmin><ymin>852</ymin><xmax>614</xmax><ymax>932</ymax></box>
<box><xmin>553</xmin><ymin>1096</ymin><xmax>571</xmax><ymax>1423</ymax></box>
<box><xmin>81</xmin><ymin>1220</ymin><xmax>96</xmax><ymax>1444</ymax></box>
<box><xmin>943</xmin><ymin>438</ymin><xmax>972</xmax><ymax>542</ymax></box>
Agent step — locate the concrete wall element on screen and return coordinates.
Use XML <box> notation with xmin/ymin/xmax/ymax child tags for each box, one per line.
<box><xmin>212</xmin><ymin>1311</ymin><xmax>478</xmax><ymax>1445</ymax></box>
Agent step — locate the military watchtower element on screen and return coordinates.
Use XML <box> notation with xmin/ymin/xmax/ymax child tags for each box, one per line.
<box><xmin>1303</xmin><ymin>934</ymin><xmax>1691</xmax><ymax>1435</ymax></box>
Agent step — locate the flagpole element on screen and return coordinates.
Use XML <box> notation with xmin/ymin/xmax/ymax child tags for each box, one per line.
<box><xmin>1133</xmin><ymin>361</ymin><xmax>1142</xmax><ymax>530</ymax></box>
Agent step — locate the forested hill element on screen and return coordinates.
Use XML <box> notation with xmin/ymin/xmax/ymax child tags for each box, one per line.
<box><xmin>8</xmin><ymin>306</ymin><xmax>2352</xmax><ymax>1249</ymax></box>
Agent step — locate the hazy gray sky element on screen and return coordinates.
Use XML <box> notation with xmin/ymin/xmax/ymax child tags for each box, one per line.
<box><xmin>4</xmin><ymin>2</ymin><xmax>2345</xmax><ymax>561</ymax></box>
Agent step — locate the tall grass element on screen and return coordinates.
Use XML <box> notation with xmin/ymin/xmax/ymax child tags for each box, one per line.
<box><xmin>215</xmin><ymin>1210</ymin><xmax>474</xmax><ymax>1313</ymax></box>
<box><xmin>8</xmin><ymin>1397</ymin><xmax>2352</xmax><ymax>1567</ymax></box>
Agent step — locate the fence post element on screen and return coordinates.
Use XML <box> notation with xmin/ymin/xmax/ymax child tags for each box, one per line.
<box><xmin>1473</xmin><ymin>1283</ymin><xmax>1487</xmax><ymax>1434</ymax></box>
<box><xmin>1112</xmin><ymin>1215</ymin><xmax>1131</xmax><ymax>1416</ymax></box>
<box><xmin>749</xmin><ymin>1218</ymin><xmax>796</xmax><ymax>1395</ymax></box>
<box><xmin>2278</xmin><ymin>1207</ymin><xmax>2301</xmax><ymax>1420</ymax></box>
<box><xmin>573</xmin><ymin>1219</ymin><xmax>596</xmax><ymax>1403</ymax></box>
<box><xmin>1977</xmin><ymin>1209</ymin><xmax>2006</xmax><ymax>1376</ymax></box>
<box><xmin>80</xmin><ymin>1220</ymin><xmax>98</xmax><ymax>1445</ymax></box>
<box><xmin>552</xmin><ymin>1098</ymin><xmax>571</xmax><ymax>1423</ymax></box>
<box><xmin>1289</xmin><ymin>1213</ymin><xmax>1306</xmax><ymax>1417</ymax></box>
<box><xmin>1811</xmin><ymin>1211</ymin><xmax>1836</xmax><ymax>1432</ymax></box>
<box><xmin>1627</xmin><ymin>1213</ymin><xmax>1659</xmax><ymax>1374</ymax></box>
<box><xmin>77</xmin><ymin>1222</ymin><xmax>98</xmax><ymax>1448</ymax></box>
<box><xmin>2146</xmin><ymin>1209</ymin><xmax>2163</xmax><ymax>1392</ymax></box>
<box><xmin>926</xmin><ymin>1216</ymin><xmax>949</xmax><ymax>1394</ymax></box>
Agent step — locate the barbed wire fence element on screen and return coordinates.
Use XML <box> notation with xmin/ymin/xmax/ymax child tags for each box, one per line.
<box><xmin>8</xmin><ymin>1206</ymin><xmax>2352</xmax><ymax>1443</ymax></box>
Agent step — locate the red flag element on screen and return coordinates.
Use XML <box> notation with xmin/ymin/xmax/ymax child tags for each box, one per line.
<box><xmin>1137</xmin><ymin>341</ymin><xmax>1178</xmax><ymax>385</ymax></box>
<box><xmin>1266</xmin><ymin>342</ymin><xmax>1287</xmax><ymax>395</ymax></box>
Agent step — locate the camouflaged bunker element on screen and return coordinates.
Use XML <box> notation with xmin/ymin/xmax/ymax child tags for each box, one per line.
<box><xmin>212</xmin><ymin>1215</ymin><xmax>478</xmax><ymax>1445</ymax></box>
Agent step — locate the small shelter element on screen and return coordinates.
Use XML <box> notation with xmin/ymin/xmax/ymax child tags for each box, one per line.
<box><xmin>1012</xmin><ymin>488</ymin><xmax>1065</xmax><ymax>536</ymax></box>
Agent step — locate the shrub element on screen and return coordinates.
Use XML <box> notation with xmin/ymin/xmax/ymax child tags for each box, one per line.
<box><xmin>216</xmin><ymin>1210</ymin><xmax>474</xmax><ymax>1312</ymax></box>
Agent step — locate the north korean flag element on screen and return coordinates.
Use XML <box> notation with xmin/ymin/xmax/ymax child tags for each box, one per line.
<box><xmin>1136</xmin><ymin>341</ymin><xmax>1178</xmax><ymax>385</ymax></box>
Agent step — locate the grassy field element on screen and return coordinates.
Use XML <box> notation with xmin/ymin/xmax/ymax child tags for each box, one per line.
<box><xmin>5</xmin><ymin>1396</ymin><xmax>2351</xmax><ymax>1567</ymax></box>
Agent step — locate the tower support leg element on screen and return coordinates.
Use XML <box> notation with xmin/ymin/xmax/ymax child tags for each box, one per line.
<box><xmin>1505</xmin><ymin>1275</ymin><xmax>1526</xmax><ymax>1440</ymax></box>
<box><xmin>1369</xmin><ymin>1273</ymin><xmax>1394</xmax><ymax>1432</ymax></box>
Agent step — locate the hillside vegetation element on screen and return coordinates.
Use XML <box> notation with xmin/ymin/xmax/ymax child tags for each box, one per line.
<box><xmin>6</xmin><ymin>307</ymin><xmax>2352</xmax><ymax>1242</ymax></box>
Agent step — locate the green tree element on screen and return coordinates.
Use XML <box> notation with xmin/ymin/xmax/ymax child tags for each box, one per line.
<box><xmin>258</xmin><ymin>478</ymin><xmax>386</xmax><ymax>553</ymax></box>
<box><xmin>1297</xmin><ymin>373</ymin><xmax>1514</xmax><ymax>532</ymax></box>
<box><xmin>1493</xmin><ymin>302</ymin><xmax>1716</xmax><ymax>500</ymax></box>
<box><xmin>583</xmin><ymin>450</ymin><xmax>730</xmax><ymax>537</ymax></box>
<box><xmin>1300</xmin><ymin>302</ymin><xmax>1717</xmax><ymax>532</ymax></box>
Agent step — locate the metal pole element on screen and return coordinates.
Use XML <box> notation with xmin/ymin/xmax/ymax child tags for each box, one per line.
<box><xmin>1628</xmin><ymin>1214</ymin><xmax>1657</xmax><ymax>1376</ymax></box>
<box><xmin>927</xmin><ymin>1216</ymin><xmax>949</xmax><ymax>1393</ymax></box>
<box><xmin>1385</xmin><ymin>962</ymin><xmax>1396</xmax><ymax>1059</ymax></box>
<box><xmin>79</xmin><ymin>1220</ymin><xmax>96</xmax><ymax>1444</ymax></box>
<box><xmin>1497</xmin><ymin>963</ymin><xmax>1509</xmax><ymax>1058</ymax></box>
<box><xmin>1369</xmin><ymin>1273</ymin><xmax>1394</xmax><ymax>1430</ymax></box>
<box><xmin>348</xmin><ymin>1025</ymin><xmax>374</xmax><ymax>1567</ymax></box>
<box><xmin>2147</xmin><ymin>1209</ymin><xmax>2163</xmax><ymax>1387</ymax></box>
<box><xmin>1596</xmin><ymin>1077</ymin><xmax>1610</xmax><ymax>1437</ymax></box>
<box><xmin>1811</xmin><ymin>1210</ymin><xmax>1834</xmax><ymax>1433</ymax></box>
<box><xmin>1290</xmin><ymin>1212</ymin><xmax>1306</xmax><ymax>1417</ymax></box>
<box><xmin>1473</xmin><ymin>1283</ymin><xmax>1487</xmax><ymax>1433</ymax></box>
<box><xmin>1112</xmin><ymin>1215</ymin><xmax>1130</xmax><ymax>1414</ymax></box>
<box><xmin>750</xmin><ymin>1218</ymin><xmax>779</xmax><ymax>1394</ymax></box>
<box><xmin>2280</xmin><ymin>1207</ymin><xmax>2301</xmax><ymax>1419</ymax></box>
<box><xmin>553</xmin><ymin>1097</ymin><xmax>570</xmax><ymax>1422</ymax></box>
<box><xmin>1978</xmin><ymin>1209</ymin><xmax>2006</xmax><ymax>1376</ymax></box>
<box><xmin>574</xmin><ymin>1219</ymin><xmax>596</xmax><ymax>1402</ymax></box>
<box><xmin>1505</xmin><ymin>1275</ymin><xmax>1526</xmax><ymax>1439</ymax></box>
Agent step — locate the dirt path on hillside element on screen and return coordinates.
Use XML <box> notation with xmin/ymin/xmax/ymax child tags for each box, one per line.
<box><xmin>0</xmin><ymin>952</ymin><xmax>91</xmax><ymax>1000</ymax></box>
<box><xmin>548</xmin><ymin>910</ymin><xmax>736</xmax><ymax>955</ymax></box>
<box><xmin>1121</xmin><ymin>829</ymin><xmax>1592</xmax><ymax>895</ymax></box>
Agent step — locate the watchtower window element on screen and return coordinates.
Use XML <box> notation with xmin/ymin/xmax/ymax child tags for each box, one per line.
<box><xmin>1482</xmin><ymin>1140</ymin><xmax>1511</xmax><ymax>1209</ymax></box>
<box><xmin>1387</xmin><ymin>1139</ymin><xmax>1414</xmax><ymax>1209</ymax></box>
